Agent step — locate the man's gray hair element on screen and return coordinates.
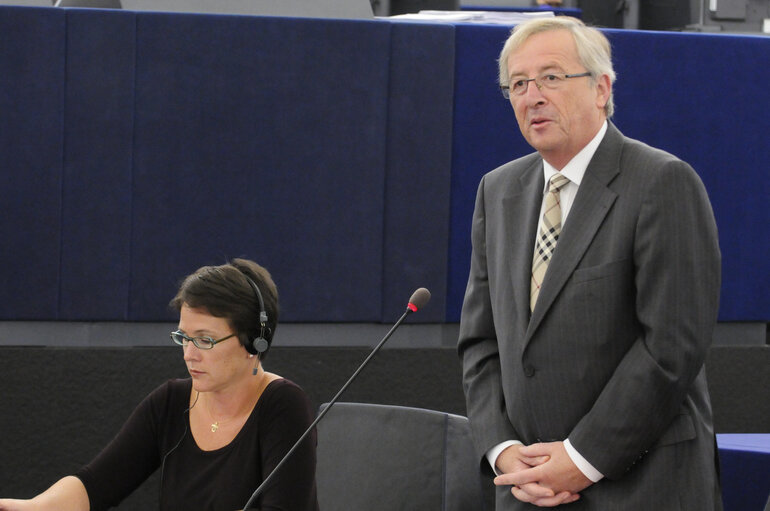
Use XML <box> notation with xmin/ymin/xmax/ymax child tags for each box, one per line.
<box><xmin>498</xmin><ymin>16</ymin><xmax>617</xmax><ymax>117</ymax></box>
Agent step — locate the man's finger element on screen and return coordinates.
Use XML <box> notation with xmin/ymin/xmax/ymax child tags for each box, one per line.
<box><xmin>518</xmin><ymin>442</ymin><xmax>554</xmax><ymax>457</ymax></box>
<box><xmin>511</xmin><ymin>487</ymin><xmax>575</xmax><ymax>506</ymax></box>
<box><xmin>518</xmin><ymin>482</ymin><xmax>556</xmax><ymax>499</ymax></box>
<box><xmin>494</xmin><ymin>466</ymin><xmax>541</xmax><ymax>487</ymax></box>
<box><xmin>520</xmin><ymin>454</ymin><xmax>550</xmax><ymax>466</ymax></box>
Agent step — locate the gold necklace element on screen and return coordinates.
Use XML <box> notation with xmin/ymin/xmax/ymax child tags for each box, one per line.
<box><xmin>205</xmin><ymin>372</ymin><xmax>269</xmax><ymax>433</ymax></box>
<box><xmin>205</xmin><ymin>398</ymin><xmax>229</xmax><ymax>433</ymax></box>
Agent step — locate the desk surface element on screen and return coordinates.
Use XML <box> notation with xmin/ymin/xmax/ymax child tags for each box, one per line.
<box><xmin>717</xmin><ymin>433</ymin><xmax>770</xmax><ymax>453</ymax></box>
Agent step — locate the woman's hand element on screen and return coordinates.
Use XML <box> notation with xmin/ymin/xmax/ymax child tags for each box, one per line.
<box><xmin>0</xmin><ymin>498</ymin><xmax>35</xmax><ymax>511</ymax></box>
<box><xmin>0</xmin><ymin>477</ymin><xmax>89</xmax><ymax>511</ymax></box>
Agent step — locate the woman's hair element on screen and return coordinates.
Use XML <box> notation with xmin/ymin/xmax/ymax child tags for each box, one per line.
<box><xmin>170</xmin><ymin>258</ymin><xmax>279</xmax><ymax>358</ymax></box>
<box><xmin>498</xmin><ymin>16</ymin><xmax>617</xmax><ymax>118</ymax></box>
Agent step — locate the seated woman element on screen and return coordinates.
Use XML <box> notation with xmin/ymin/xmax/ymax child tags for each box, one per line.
<box><xmin>0</xmin><ymin>259</ymin><xmax>319</xmax><ymax>511</ymax></box>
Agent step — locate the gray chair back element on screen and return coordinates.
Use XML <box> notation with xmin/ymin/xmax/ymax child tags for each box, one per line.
<box><xmin>316</xmin><ymin>402</ymin><xmax>485</xmax><ymax>511</ymax></box>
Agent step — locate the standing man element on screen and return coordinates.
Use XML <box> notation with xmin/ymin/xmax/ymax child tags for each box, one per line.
<box><xmin>458</xmin><ymin>17</ymin><xmax>722</xmax><ymax>509</ymax></box>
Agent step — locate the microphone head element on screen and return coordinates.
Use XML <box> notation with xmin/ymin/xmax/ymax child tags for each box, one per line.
<box><xmin>407</xmin><ymin>288</ymin><xmax>431</xmax><ymax>312</ymax></box>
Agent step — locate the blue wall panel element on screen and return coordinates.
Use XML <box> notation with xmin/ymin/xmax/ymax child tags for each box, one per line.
<box><xmin>0</xmin><ymin>7</ymin><xmax>65</xmax><ymax>320</ymax></box>
<box><xmin>447</xmin><ymin>24</ymin><xmax>520</xmax><ymax>322</ymax></box>
<box><xmin>59</xmin><ymin>9</ymin><xmax>136</xmax><ymax>320</ymax></box>
<box><xmin>383</xmin><ymin>22</ymin><xmax>456</xmax><ymax>322</ymax></box>
<box><xmin>129</xmin><ymin>14</ymin><xmax>392</xmax><ymax>321</ymax></box>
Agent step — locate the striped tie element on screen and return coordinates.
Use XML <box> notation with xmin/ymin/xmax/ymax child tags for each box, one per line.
<box><xmin>530</xmin><ymin>173</ymin><xmax>570</xmax><ymax>312</ymax></box>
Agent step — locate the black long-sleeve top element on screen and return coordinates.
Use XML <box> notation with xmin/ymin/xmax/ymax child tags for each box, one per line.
<box><xmin>75</xmin><ymin>378</ymin><xmax>319</xmax><ymax>511</ymax></box>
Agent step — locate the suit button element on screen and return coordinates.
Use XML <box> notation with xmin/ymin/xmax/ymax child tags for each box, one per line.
<box><xmin>523</xmin><ymin>364</ymin><xmax>536</xmax><ymax>377</ymax></box>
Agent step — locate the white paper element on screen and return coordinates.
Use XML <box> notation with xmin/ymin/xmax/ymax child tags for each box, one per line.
<box><xmin>385</xmin><ymin>9</ymin><xmax>555</xmax><ymax>25</ymax></box>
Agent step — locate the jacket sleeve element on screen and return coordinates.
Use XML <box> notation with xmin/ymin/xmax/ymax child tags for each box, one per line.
<box><xmin>568</xmin><ymin>159</ymin><xmax>721</xmax><ymax>479</ymax></box>
<box><xmin>458</xmin><ymin>175</ymin><xmax>520</xmax><ymax>472</ymax></box>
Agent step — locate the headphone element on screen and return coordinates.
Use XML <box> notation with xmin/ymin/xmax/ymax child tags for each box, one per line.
<box><xmin>239</xmin><ymin>270</ymin><xmax>270</xmax><ymax>357</ymax></box>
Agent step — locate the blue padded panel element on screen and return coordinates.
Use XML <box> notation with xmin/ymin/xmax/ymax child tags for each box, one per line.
<box><xmin>1</xmin><ymin>8</ymin><xmax>766</xmax><ymax>324</ymax></box>
<box><xmin>447</xmin><ymin>24</ymin><xmax>523</xmax><ymax>321</ymax></box>
<box><xmin>382</xmin><ymin>22</ymin><xmax>455</xmax><ymax>322</ymax></box>
<box><xmin>59</xmin><ymin>9</ymin><xmax>136</xmax><ymax>320</ymax></box>
<box><xmin>130</xmin><ymin>14</ymin><xmax>392</xmax><ymax>321</ymax></box>
<box><xmin>446</xmin><ymin>26</ymin><xmax>770</xmax><ymax>321</ymax></box>
<box><xmin>608</xmin><ymin>30</ymin><xmax>770</xmax><ymax>321</ymax></box>
<box><xmin>0</xmin><ymin>7</ymin><xmax>65</xmax><ymax>320</ymax></box>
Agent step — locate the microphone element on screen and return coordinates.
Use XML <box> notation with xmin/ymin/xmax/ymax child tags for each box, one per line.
<box><xmin>406</xmin><ymin>287</ymin><xmax>431</xmax><ymax>312</ymax></box>
<box><xmin>242</xmin><ymin>287</ymin><xmax>431</xmax><ymax>510</ymax></box>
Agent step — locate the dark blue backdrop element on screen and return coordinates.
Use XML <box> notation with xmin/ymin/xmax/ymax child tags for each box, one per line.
<box><xmin>0</xmin><ymin>6</ymin><xmax>767</xmax><ymax>324</ymax></box>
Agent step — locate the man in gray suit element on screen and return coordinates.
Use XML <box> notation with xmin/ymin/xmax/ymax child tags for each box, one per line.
<box><xmin>458</xmin><ymin>17</ymin><xmax>722</xmax><ymax>509</ymax></box>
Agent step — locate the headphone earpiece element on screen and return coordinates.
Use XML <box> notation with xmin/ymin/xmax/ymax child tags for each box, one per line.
<box><xmin>238</xmin><ymin>270</ymin><xmax>270</xmax><ymax>357</ymax></box>
<box><xmin>253</xmin><ymin>337</ymin><xmax>269</xmax><ymax>354</ymax></box>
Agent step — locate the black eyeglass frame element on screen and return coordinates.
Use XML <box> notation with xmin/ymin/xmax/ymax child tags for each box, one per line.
<box><xmin>500</xmin><ymin>71</ymin><xmax>592</xmax><ymax>99</ymax></box>
<box><xmin>170</xmin><ymin>330</ymin><xmax>237</xmax><ymax>350</ymax></box>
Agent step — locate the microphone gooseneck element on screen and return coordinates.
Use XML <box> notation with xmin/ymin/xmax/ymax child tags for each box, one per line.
<box><xmin>241</xmin><ymin>287</ymin><xmax>430</xmax><ymax>510</ymax></box>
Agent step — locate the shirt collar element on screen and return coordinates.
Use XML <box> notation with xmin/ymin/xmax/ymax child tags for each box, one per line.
<box><xmin>542</xmin><ymin>120</ymin><xmax>608</xmax><ymax>191</ymax></box>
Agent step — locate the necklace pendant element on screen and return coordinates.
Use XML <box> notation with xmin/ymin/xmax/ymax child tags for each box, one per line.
<box><xmin>211</xmin><ymin>422</ymin><xmax>219</xmax><ymax>433</ymax></box>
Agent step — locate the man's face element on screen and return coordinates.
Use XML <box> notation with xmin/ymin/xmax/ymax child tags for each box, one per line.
<box><xmin>506</xmin><ymin>29</ymin><xmax>610</xmax><ymax>169</ymax></box>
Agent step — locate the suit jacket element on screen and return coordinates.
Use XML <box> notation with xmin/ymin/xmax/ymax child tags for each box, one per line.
<box><xmin>458</xmin><ymin>123</ymin><xmax>722</xmax><ymax>510</ymax></box>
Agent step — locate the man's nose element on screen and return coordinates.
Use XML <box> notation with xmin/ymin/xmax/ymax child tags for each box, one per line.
<box><xmin>524</xmin><ymin>79</ymin><xmax>545</xmax><ymax>96</ymax></box>
<box><xmin>521</xmin><ymin>80</ymin><xmax>546</xmax><ymax>106</ymax></box>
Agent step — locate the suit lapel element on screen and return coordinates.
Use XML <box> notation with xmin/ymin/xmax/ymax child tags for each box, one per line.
<box><xmin>525</xmin><ymin>124</ymin><xmax>624</xmax><ymax>340</ymax></box>
<box><xmin>503</xmin><ymin>158</ymin><xmax>544</xmax><ymax>327</ymax></box>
